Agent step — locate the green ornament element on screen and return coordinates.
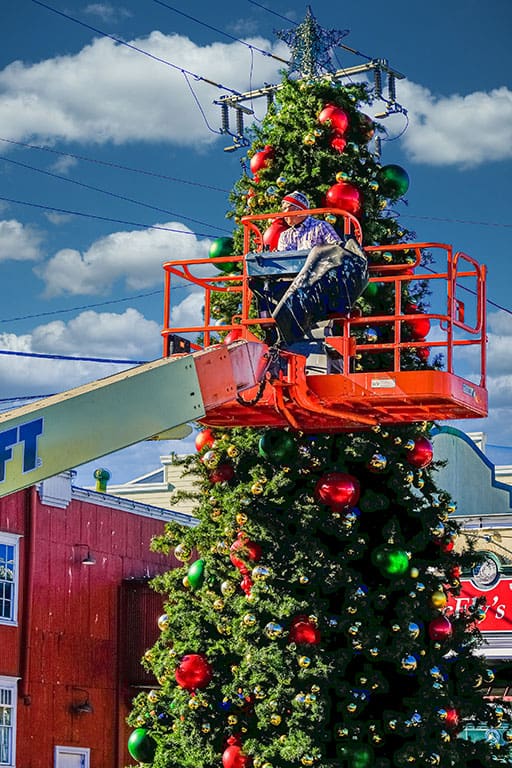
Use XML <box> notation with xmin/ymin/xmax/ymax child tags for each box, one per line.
<box><xmin>377</xmin><ymin>164</ymin><xmax>410</xmax><ymax>198</ymax></box>
<box><xmin>187</xmin><ymin>559</ymin><xmax>206</xmax><ymax>589</ymax></box>
<box><xmin>372</xmin><ymin>545</ymin><xmax>409</xmax><ymax>577</ymax></box>
<box><xmin>350</xmin><ymin>744</ymin><xmax>374</xmax><ymax>768</ymax></box>
<box><xmin>363</xmin><ymin>282</ymin><xmax>379</xmax><ymax>299</ymax></box>
<box><xmin>258</xmin><ymin>430</ymin><xmax>297</xmax><ymax>462</ymax></box>
<box><xmin>127</xmin><ymin>728</ymin><xmax>157</xmax><ymax>763</ymax></box>
<box><xmin>209</xmin><ymin>237</ymin><xmax>235</xmax><ymax>273</ymax></box>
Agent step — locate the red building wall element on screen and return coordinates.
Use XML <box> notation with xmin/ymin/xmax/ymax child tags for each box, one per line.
<box><xmin>0</xmin><ymin>483</ymin><xmax>182</xmax><ymax>767</ymax></box>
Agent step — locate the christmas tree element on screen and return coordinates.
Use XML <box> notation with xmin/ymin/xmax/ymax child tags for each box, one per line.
<box><xmin>127</xmin><ymin>11</ymin><xmax>509</xmax><ymax>768</ymax></box>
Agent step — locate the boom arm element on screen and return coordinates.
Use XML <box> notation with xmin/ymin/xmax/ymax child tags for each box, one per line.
<box><xmin>0</xmin><ymin>341</ymin><xmax>267</xmax><ymax>497</ymax></box>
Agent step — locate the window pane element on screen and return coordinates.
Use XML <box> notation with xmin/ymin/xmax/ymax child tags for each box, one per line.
<box><xmin>0</xmin><ymin>545</ymin><xmax>15</xmax><ymax>622</ymax></box>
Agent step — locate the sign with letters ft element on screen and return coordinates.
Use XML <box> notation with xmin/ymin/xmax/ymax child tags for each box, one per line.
<box><xmin>0</xmin><ymin>418</ymin><xmax>44</xmax><ymax>483</ymax></box>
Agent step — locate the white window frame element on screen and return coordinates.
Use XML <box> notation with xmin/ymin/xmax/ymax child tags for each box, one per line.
<box><xmin>0</xmin><ymin>534</ymin><xmax>20</xmax><ymax>626</ymax></box>
<box><xmin>54</xmin><ymin>746</ymin><xmax>90</xmax><ymax>768</ymax></box>
<box><xmin>0</xmin><ymin>676</ymin><xmax>17</xmax><ymax>768</ymax></box>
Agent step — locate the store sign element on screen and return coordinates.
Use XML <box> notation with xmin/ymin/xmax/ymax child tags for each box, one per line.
<box><xmin>446</xmin><ymin>577</ymin><xmax>512</xmax><ymax>633</ymax></box>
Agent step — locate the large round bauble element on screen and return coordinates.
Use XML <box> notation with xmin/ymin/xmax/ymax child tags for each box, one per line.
<box><xmin>222</xmin><ymin>737</ymin><xmax>252</xmax><ymax>768</ymax></box>
<box><xmin>407</xmin><ymin>316</ymin><xmax>431</xmax><ymax>340</ymax></box>
<box><xmin>209</xmin><ymin>237</ymin><xmax>235</xmax><ymax>273</ymax></box>
<box><xmin>175</xmin><ymin>653</ymin><xmax>213</xmax><ymax>690</ymax></box>
<box><xmin>406</xmin><ymin>437</ymin><xmax>434</xmax><ymax>469</ymax></box>
<box><xmin>377</xmin><ymin>164</ymin><xmax>410</xmax><ymax>198</ymax></box>
<box><xmin>229</xmin><ymin>533</ymin><xmax>262</xmax><ymax>572</ymax></box>
<box><xmin>318</xmin><ymin>104</ymin><xmax>349</xmax><ymax>136</ymax></box>
<box><xmin>428</xmin><ymin>615</ymin><xmax>453</xmax><ymax>642</ymax></box>
<box><xmin>325</xmin><ymin>181</ymin><xmax>362</xmax><ymax>217</ymax></box>
<box><xmin>195</xmin><ymin>428</ymin><xmax>215</xmax><ymax>452</ymax></box>
<box><xmin>250</xmin><ymin>145</ymin><xmax>274</xmax><ymax>175</ymax></box>
<box><xmin>350</xmin><ymin>743</ymin><xmax>374</xmax><ymax>768</ymax></box>
<box><xmin>314</xmin><ymin>472</ymin><xmax>360</xmax><ymax>509</ymax></box>
<box><xmin>187</xmin><ymin>559</ymin><xmax>206</xmax><ymax>590</ymax></box>
<box><xmin>210</xmin><ymin>463</ymin><xmax>235</xmax><ymax>484</ymax></box>
<box><xmin>258</xmin><ymin>430</ymin><xmax>297</xmax><ymax>462</ymax></box>
<box><xmin>289</xmin><ymin>615</ymin><xmax>321</xmax><ymax>645</ymax></box>
<box><xmin>263</xmin><ymin>218</ymin><xmax>289</xmax><ymax>250</ymax></box>
<box><xmin>371</xmin><ymin>545</ymin><xmax>409</xmax><ymax>577</ymax></box>
<box><xmin>127</xmin><ymin>728</ymin><xmax>157</xmax><ymax>763</ymax></box>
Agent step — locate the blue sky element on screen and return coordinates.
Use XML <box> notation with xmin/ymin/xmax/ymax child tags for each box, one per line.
<box><xmin>1</xmin><ymin>0</ymin><xmax>511</xmax><ymax>486</ymax></box>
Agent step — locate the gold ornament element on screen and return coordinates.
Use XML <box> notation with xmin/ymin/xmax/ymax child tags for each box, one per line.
<box><xmin>202</xmin><ymin>450</ymin><xmax>219</xmax><ymax>468</ymax></box>
<box><xmin>221</xmin><ymin>580</ymin><xmax>236</xmax><ymax>596</ymax></box>
<box><xmin>213</xmin><ymin>598</ymin><xmax>225</xmax><ymax>611</ymax></box>
<box><xmin>276</xmin><ymin>175</ymin><xmax>287</xmax><ymax>188</ymax></box>
<box><xmin>301</xmin><ymin>756</ymin><xmax>314</xmax><ymax>767</ymax></box>
<box><xmin>369</xmin><ymin>180</ymin><xmax>379</xmax><ymax>191</ymax></box>
<box><xmin>382</xmin><ymin>251</ymin><xmax>393</xmax><ymax>263</ymax></box>
<box><xmin>243</xmin><ymin>613</ymin><xmax>256</xmax><ymax>626</ymax></box>
<box><xmin>264</xmin><ymin>621</ymin><xmax>284</xmax><ymax>639</ymax></box>
<box><xmin>298</xmin><ymin>655</ymin><xmax>311</xmax><ymax>668</ymax></box>
<box><xmin>252</xmin><ymin>565</ymin><xmax>271</xmax><ymax>581</ymax></box>
<box><xmin>236</xmin><ymin>513</ymin><xmax>248</xmax><ymax>525</ymax></box>
<box><xmin>147</xmin><ymin>689</ymin><xmax>159</xmax><ymax>703</ymax></box>
<box><xmin>270</xmin><ymin>714</ymin><xmax>282</xmax><ymax>726</ymax></box>
<box><xmin>430</xmin><ymin>590</ymin><xmax>447</xmax><ymax>609</ymax></box>
<box><xmin>253</xmin><ymin>685</ymin><xmax>264</xmax><ymax>699</ymax></box>
<box><xmin>182</xmin><ymin>576</ymin><xmax>190</xmax><ymax>588</ymax></box>
<box><xmin>174</xmin><ymin>543</ymin><xmax>192</xmax><ymax>562</ymax></box>
<box><xmin>303</xmin><ymin>133</ymin><xmax>316</xmax><ymax>146</ymax></box>
<box><xmin>227</xmin><ymin>715</ymin><xmax>238</xmax><ymax>725</ymax></box>
<box><xmin>336</xmin><ymin>171</ymin><xmax>349</xmax><ymax>183</ymax></box>
<box><xmin>210</xmin><ymin>508</ymin><xmax>222</xmax><ymax>520</ymax></box>
<box><xmin>188</xmin><ymin>697</ymin><xmax>200</xmax><ymax>710</ymax></box>
<box><xmin>201</xmin><ymin>723</ymin><xmax>211</xmax><ymax>733</ymax></box>
<box><xmin>227</xmin><ymin>445</ymin><xmax>239</xmax><ymax>458</ymax></box>
<box><xmin>144</xmin><ymin>649</ymin><xmax>154</xmax><ymax>661</ymax></box>
<box><xmin>157</xmin><ymin>614</ymin><xmax>170</xmax><ymax>631</ymax></box>
<box><xmin>251</xmin><ymin>482</ymin><xmax>264</xmax><ymax>495</ymax></box>
<box><xmin>325</xmin><ymin>213</ymin><xmax>337</xmax><ymax>225</ymax></box>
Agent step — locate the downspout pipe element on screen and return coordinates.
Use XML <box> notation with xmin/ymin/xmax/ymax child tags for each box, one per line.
<box><xmin>19</xmin><ymin>485</ymin><xmax>37</xmax><ymax>705</ymax></box>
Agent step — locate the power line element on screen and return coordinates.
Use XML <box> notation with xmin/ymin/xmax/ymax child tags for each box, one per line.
<box><xmin>0</xmin><ymin>194</ymin><xmax>224</xmax><ymax>238</ymax></box>
<box><xmin>152</xmin><ymin>0</ymin><xmax>288</xmax><ymax>64</ymax></box>
<box><xmin>401</xmin><ymin>213</ymin><xmax>512</xmax><ymax>230</ymax></box>
<box><xmin>0</xmin><ymin>155</ymin><xmax>230</xmax><ymax>234</ymax></box>
<box><xmin>0</xmin><ymin>290</ymin><xmax>164</xmax><ymax>324</ymax></box>
<box><xmin>0</xmin><ymin>349</ymin><xmax>146</xmax><ymax>364</ymax></box>
<box><xmin>30</xmin><ymin>0</ymin><xmax>242</xmax><ymax>97</ymax></box>
<box><xmin>0</xmin><ymin>137</ymin><xmax>230</xmax><ymax>193</ymax></box>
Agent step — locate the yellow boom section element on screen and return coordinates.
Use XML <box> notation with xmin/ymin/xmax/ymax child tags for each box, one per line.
<box><xmin>0</xmin><ymin>341</ymin><xmax>267</xmax><ymax>497</ymax></box>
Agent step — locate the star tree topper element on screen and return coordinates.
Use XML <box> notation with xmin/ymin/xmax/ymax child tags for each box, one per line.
<box><xmin>275</xmin><ymin>6</ymin><xmax>349</xmax><ymax>79</ymax></box>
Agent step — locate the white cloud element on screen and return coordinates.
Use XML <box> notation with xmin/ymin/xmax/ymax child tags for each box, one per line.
<box><xmin>386</xmin><ymin>81</ymin><xmax>512</xmax><ymax>168</ymax></box>
<box><xmin>84</xmin><ymin>4</ymin><xmax>132</xmax><ymax>22</ymax></box>
<box><xmin>36</xmin><ymin>221</ymin><xmax>212</xmax><ymax>296</ymax></box>
<box><xmin>0</xmin><ymin>308</ymin><xmax>161</xmax><ymax>400</ymax></box>
<box><xmin>0</xmin><ymin>33</ymin><xmax>285</xmax><ymax>148</ymax></box>
<box><xmin>0</xmin><ymin>219</ymin><xmax>43</xmax><ymax>261</ymax></box>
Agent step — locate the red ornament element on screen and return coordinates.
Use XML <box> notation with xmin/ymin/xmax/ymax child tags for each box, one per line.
<box><xmin>263</xmin><ymin>219</ymin><xmax>289</xmax><ymax>250</ymax></box>
<box><xmin>330</xmin><ymin>136</ymin><xmax>347</xmax><ymax>154</ymax></box>
<box><xmin>210</xmin><ymin>463</ymin><xmax>235</xmax><ymax>484</ymax></box>
<box><xmin>314</xmin><ymin>472</ymin><xmax>360</xmax><ymax>509</ymax></box>
<box><xmin>195</xmin><ymin>428</ymin><xmax>216</xmax><ymax>452</ymax></box>
<box><xmin>289</xmin><ymin>615</ymin><xmax>321</xmax><ymax>645</ymax></box>
<box><xmin>406</xmin><ymin>437</ymin><xmax>434</xmax><ymax>469</ymax></box>
<box><xmin>318</xmin><ymin>104</ymin><xmax>349</xmax><ymax>135</ymax></box>
<box><xmin>240</xmin><ymin>573</ymin><xmax>253</xmax><ymax>596</ymax></box>
<box><xmin>407</xmin><ymin>316</ymin><xmax>431</xmax><ymax>340</ymax></box>
<box><xmin>222</xmin><ymin>737</ymin><xmax>252</xmax><ymax>768</ymax></box>
<box><xmin>325</xmin><ymin>181</ymin><xmax>362</xmax><ymax>217</ymax></box>
<box><xmin>230</xmin><ymin>532</ymin><xmax>262</xmax><ymax>574</ymax></box>
<box><xmin>416</xmin><ymin>347</ymin><xmax>430</xmax><ymax>362</ymax></box>
<box><xmin>250</xmin><ymin>145</ymin><xmax>274</xmax><ymax>175</ymax></box>
<box><xmin>224</xmin><ymin>328</ymin><xmax>243</xmax><ymax>345</ymax></box>
<box><xmin>449</xmin><ymin>565</ymin><xmax>461</xmax><ymax>579</ymax></box>
<box><xmin>175</xmin><ymin>653</ymin><xmax>213</xmax><ymax>691</ymax></box>
<box><xmin>445</xmin><ymin>708</ymin><xmax>461</xmax><ymax>731</ymax></box>
<box><xmin>428</xmin><ymin>615</ymin><xmax>453</xmax><ymax>642</ymax></box>
<box><xmin>442</xmin><ymin>539</ymin><xmax>455</xmax><ymax>553</ymax></box>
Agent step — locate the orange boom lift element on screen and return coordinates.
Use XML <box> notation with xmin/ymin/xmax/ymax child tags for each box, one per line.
<box><xmin>162</xmin><ymin>206</ymin><xmax>487</xmax><ymax>433</ymax></box>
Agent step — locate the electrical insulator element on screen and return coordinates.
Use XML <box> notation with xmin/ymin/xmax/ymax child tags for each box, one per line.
<box><xmin>374</xmin><ymin>68</ymin><xmax>383</xmax><ymax>98</ymax></box>
<box><xmin>220</xmin><ymin>103</ymin><xmax>229</xmax><ymax>133</ymax></box>
<box><xmin>236</xmin><ymin>108</ymin><xmax>244</xmax><ymax>138</ymax></box>
<box><xmin>388</xmin><ymin>73</ymin><xmax>396</xmax><ymax>103</ymax></box>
